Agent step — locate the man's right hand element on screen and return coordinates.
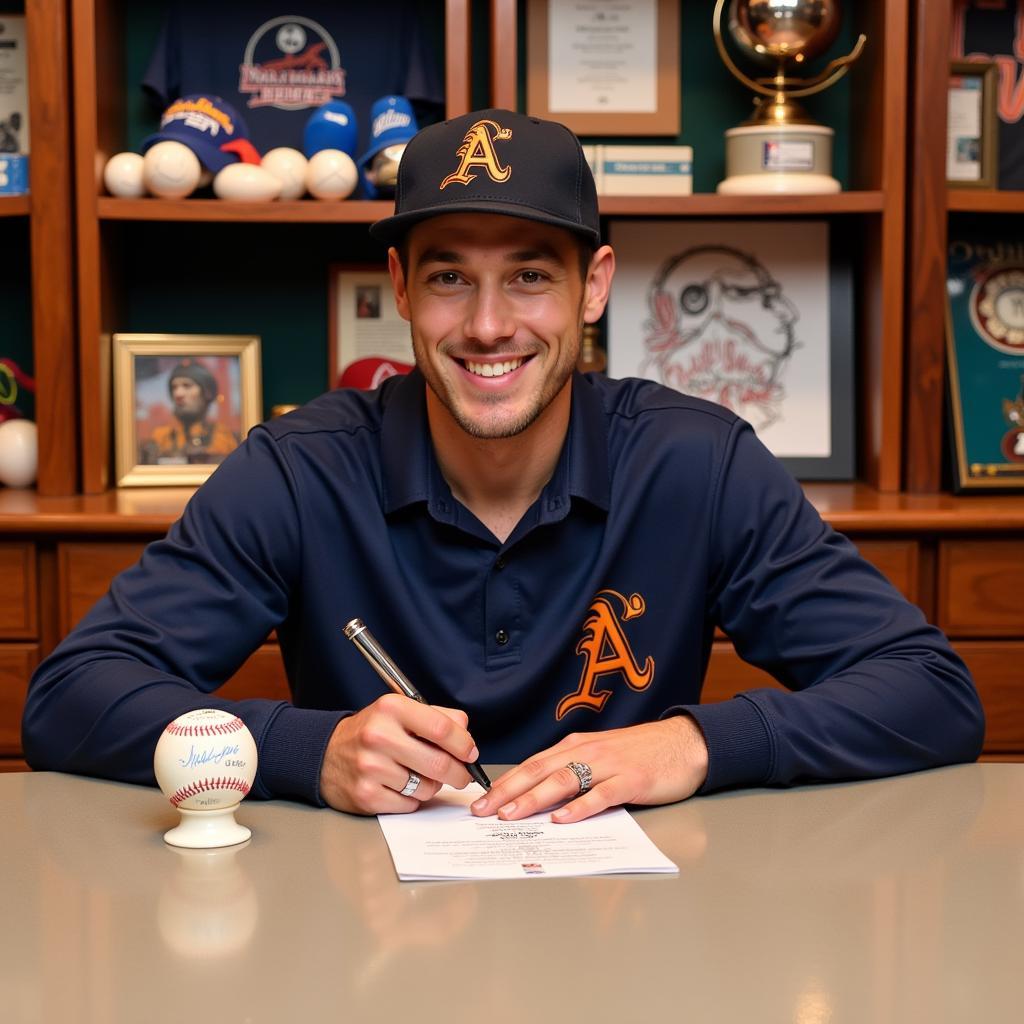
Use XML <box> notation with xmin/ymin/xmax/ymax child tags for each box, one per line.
<box><xmin>319</xmin><ymin>693</ymin><xmax>480</xmax><ymax>814</ymax></box>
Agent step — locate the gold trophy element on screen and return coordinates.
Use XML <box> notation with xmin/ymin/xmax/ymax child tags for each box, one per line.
<box><xmin>713</xmin><ymin>0</ymin><xmax>866</xmax><ymax>194</ymax></box>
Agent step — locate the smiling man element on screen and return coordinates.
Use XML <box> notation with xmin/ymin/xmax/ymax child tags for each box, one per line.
<box><xmin>24</xmin><ymin>110</ymin><xmax>984</xmax><ymax>822</ymax></box>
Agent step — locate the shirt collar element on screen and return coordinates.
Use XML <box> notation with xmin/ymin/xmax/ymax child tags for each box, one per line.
<box><xmin>380</xmin><ymin>369</ymin><xmax>610</xmax><ymax>516</ymax></box>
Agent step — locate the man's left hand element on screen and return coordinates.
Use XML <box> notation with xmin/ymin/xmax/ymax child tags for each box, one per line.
<box><xmin>469</xmin><ymin>716</ymin><xmax>709</xmax><ymax>823</ymax></box>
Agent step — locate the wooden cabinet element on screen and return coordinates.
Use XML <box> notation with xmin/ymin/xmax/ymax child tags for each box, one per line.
<box><xmin>0</xmin><ymin>2</ymin><xmax>1021</xmax><ymax>766</ymax></box>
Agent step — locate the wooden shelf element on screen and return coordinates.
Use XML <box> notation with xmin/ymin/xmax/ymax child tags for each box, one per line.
<box><xmin>97</xmin><ymin>197</ymin><xmax>391</xmax><ymax>223</ymax></box>
<box><xmin>947</xmin><ymin>189</ymin><xmax>1024</xmax><ymax>214</ymax></box>
<box><xmin>0</xmin><ymin>195</ymin><xmax>31</xmax><ymax>218</ymax></box>
<box><xmin>599</xmin><ymin>192</ymin><xmax>885</xmax><ymax>217</ymax></box>
<box><xmin>93</xmin><ymin>192</ymin><xmax>886</xmax><ymax>224</ymax></box>
<box><xmin>6</xmin><ymin>483</ymin><xmax>1024</xmax><ymax>536</ymax></box>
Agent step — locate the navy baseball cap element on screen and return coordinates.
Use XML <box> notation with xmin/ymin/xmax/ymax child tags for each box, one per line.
<box><xmin>304</xmin><ymin>101</ymin><xmax>358</xmax><ymax>158</ymax></box>
<box><xmin>358</xmin><ymin>95</ymin><xmax>419</xmax><ymax>169</ymax></box>
<box><xmin>369</xmin><ymin>108</ymin><xmax>600</xmax><ymax>248</ymax></box>
<box><xmin>141</xmin><ymin>95</ymin><xmax>251</xmax><ymax>173</ymax></box>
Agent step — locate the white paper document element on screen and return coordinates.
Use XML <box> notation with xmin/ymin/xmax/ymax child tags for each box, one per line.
<box><xmin>377</xmin><ymin>785</ymin><xmax>678</xmax><ymax>881</ymax></box>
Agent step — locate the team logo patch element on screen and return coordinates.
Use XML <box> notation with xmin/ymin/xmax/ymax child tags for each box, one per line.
<box><xmin>556</xmin><ymin>589</ymin><xmax>655</xmax><ymax>720</ymax></box>
<box><xmin>969</xmin><ymin>265</ymin><xmax>1024</xmax><ymax>355</ymax></box>
<box><xmin>440</xmin><ymin>119</ymin><xmax>513</xmax><ymax>190</ymax></box>
<box><xmin>239</xmin><ymin>16</ymin><xmax>346</xmax><ymax>111</ymax></box>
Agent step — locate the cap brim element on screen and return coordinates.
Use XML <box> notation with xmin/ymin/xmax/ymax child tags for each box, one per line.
<box><xmin>369</xmin><ymin>200</ymin><xmax>601</xmax><ymax>248</ymax></box>
<box><xmin>140</xmin><ymin>132</ymin><xmax>236</xmax><ymax>173</ymax></box>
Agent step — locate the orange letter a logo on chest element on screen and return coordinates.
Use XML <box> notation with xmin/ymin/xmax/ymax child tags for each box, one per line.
<box><xmin>556</xmin><ymin>590</ymin><xmax>655</xmax><ymax>720</ymax></box>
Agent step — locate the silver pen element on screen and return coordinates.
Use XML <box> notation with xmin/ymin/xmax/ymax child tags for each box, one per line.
<box><xmin>343</xmin><ymin>618</ymin><xmax>491</xmax><ymax>790</ymax></box>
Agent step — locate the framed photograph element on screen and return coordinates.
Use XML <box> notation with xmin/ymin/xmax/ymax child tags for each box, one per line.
<box><xmin>946</xmin><ymin>234</ymin><xmax>1024</xmax><ymax>491</ymax></box>
<box><xmin>948</xmin><ymin>61</ymin><xmax>998</xmax><ymax>189</ymax></box>
<box><xmin>607</xmin><ymin>219</ymin><xmax>855</xmax><ymax>480</ymax></box>
<box><xmin>526</xmin><ymin>0</ymin><xmax>681</xmax><ymax>136</ymax></box>
<box><xmin>113</xmin><ymin>333</ymin><xmax>262</xmax><ymax>488</ymax></box>
<box><xmin>328</xmin><ymin>265</ymin><xmax>414</xmax><ymax>387</ymax></box>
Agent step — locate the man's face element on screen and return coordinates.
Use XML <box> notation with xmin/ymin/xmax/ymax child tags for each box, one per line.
<box><xmin>170</xmin><ymin>376</ymin><xmax>207</xmax><ymax>418</ymax></box>
<box><xmin>390</xmin><ymin>213</ymin><xmax>608</xmax><ymax>440</ymax></box>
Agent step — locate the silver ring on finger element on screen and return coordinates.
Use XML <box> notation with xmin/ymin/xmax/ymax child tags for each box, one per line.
<box><xmin>566</xmin><ymin>761</ymin><xmax>593</xmax><ymax>795</ymax></box>
<box><xmin>399</xmin><ymin>771</ymin><xmax>421</xmax><ymax>798</ymax></box>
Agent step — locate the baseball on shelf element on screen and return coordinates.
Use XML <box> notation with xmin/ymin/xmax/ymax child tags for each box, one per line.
<box><xmin>261</xmin><ymin>146</ymin><xmax>308</xmax><ymax>199</ymax></box>
<box><xmin>103</xmin><ymin>152</ymin><xmax>146</xmax><ymax>198</ymax></box>
<box><xmin>142</xmin><ymin>140</ymin><xmax>202</xmax><ymax>198</ymax></box>
<box><xmin>0</xmin><ymin>419</ymin><xmax>38</xmax><ymax>488</ymax></box>
<box><xmin>306</xmin><ymin>148</ymin><xmax>358</xmax><ymax>200</ymax></box>
<box><xmin>153</xmin><ymin>709</ymin><xmax>258</xmax><ymax>848</ymax></box>
<box><xmin>213</xmin><ymin>163</ymin><xmax>283</xmax><ymax>201</ymax></box>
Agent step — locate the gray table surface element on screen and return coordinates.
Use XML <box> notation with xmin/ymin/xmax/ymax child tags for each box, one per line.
<box><xmin>1</xmin><ymin>765</ymin><xmax>1021</xmax><ymax>1023</ymax></box>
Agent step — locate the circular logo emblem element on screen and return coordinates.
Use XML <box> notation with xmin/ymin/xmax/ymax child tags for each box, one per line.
<box><xmin>276</xmin><ymin>23</ymin><xmax>306</xmax><ymax>54</ymax></box>
<box><xmin>969</xmin><ymin>266</ymin><xmax>1024</xmax><ymax>354</ymax></box>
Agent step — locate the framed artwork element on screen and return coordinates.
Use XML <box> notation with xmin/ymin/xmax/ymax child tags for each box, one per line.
<box><xmin>948</xmin><ymin>61</ymin><xmax>998</xmax><ymax>189</ymax></box>
<box><xmin>113</xmin><ymin>333</ymin><xmax>262</xmax><ymax>487</ymax></box>
<box><xmin>946</xmin><ymin>234</ymin><xmax>1024</xmax><ymax>491</ymax></box>
<box><xmin>328</xmin><ymin>265</ymin><xmax>414</xmax><ymax>387</ymax></box>
<box><xmin>607</xmin><ymin>219</ymin><xmax>855</xmax><ymax>480</ymax></box>
<box><xmin>526</xmin><ymin>0</ymin><xmax>680</xmax><ymax>136</ymax></box>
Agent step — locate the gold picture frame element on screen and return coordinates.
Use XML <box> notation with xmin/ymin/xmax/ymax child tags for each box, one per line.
<box><xmin>113</xmin><ymin>333</ymin><xmax>262</xmax><ymax>488</ymax></box>
<box><xmin>948</xmin><ymin>60</ymin><xmax>999</xmax><ymax>190</ymax></box>
<box><xmin>526</xmin><ymin>0</ymin><xmax>681</xmax><ymax>136</ymax></box>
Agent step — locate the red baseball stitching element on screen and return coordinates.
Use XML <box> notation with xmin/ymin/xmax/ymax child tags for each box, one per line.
<box><xmin>166</xmin><ymin>718</ymin><xmax>245</xmax><ymax>738</ymax></box>
<box><xmin>169</xmin><ymin>776</ymin><xmax>251</xmax><ymax>808</ymax></box>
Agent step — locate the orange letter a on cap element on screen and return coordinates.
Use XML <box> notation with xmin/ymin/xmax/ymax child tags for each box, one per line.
<box><xmin>440</xmin><ymin>119</ymin><xmax>513</xmax><ymax>189</ymax></box>
<box><xmin>556</xmin><ymin>590</ymin><xmax>655</xmax><ymax>720</ymax></box>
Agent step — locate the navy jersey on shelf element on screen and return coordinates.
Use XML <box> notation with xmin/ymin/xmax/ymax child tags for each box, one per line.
<box><xmin>143</xmin><ymin>2</ymin><xmax>444</xmax><ymax>167</ymax></box>
<box><xmin>952</xmin><ymin>0</ymin><xmax>1024</xmax><ymax>189</ymax></box>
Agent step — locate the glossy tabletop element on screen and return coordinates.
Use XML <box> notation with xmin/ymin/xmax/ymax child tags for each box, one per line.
<box><xmin>1</xmin><ymin>765</ymin><xmax>1022</xmax><ymax>1023</ymax></box>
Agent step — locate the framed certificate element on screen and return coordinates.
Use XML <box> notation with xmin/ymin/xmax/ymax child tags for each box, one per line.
<box><xmin>948</xmin><ymin>61</ymin><xmax>998</xmax><ymax>189</ymax></box>
<box><xmin>526</xmin><ymin>0</ymin><xmax>680</xmax><ymax>136</ymax></box>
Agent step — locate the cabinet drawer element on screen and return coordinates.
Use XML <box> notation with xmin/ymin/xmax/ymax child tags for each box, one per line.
<box><xmin>854</xmin><ymin>539</ymin><xmax>919</xmax><ymax>604</ymax></box>
<box><xmin>702</xmin><ymin>642</ymin><xmax>786</xmax><ymax>704</ymax></box>
<box><xmin>58</xmin><ymin>542</ymin><xmax>147</xmax><ymax>635</ymax></box>
<box><xmin>0</xmin><ymin>644</ymin><xmax>38</xmax><ymax>757</ymax></box>
<box><xmin>939</xmin><ymin>541</ymin><xmax>1024</xmax><ymax>636</ymax></box>
<box><xmin>0</xmin><ymin>542</ymin><xmax>37</xmax><ymax>640</ymax></box>
<box><xmin>955</xmin><ymin>642</ymin><xmax>1024</xmax><ymax>753</ymax></box>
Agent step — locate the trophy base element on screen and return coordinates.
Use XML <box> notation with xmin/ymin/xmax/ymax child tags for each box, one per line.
<box><xmin>718</xmin><ymin>123</ymin><xmax>840</xmax><ymax>195</ymax></box>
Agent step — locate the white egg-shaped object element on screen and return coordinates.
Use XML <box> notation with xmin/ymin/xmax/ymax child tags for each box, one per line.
<box><xmin>103</xmin><ymin>152</ymin><xmax>146</xmax><ymax>198</ymax></box>
<box><xmin>261</xmin><ymin>147</ymin><xmax>308</xmax><ymax>200</ymax></box>
<box><xmin>143</xmin><ymin>140</ymin><xmax>202</xmax><ymax>199</ymax></box>
<box><xmin>306</xmin><ymin>149</ymin><xmax>358</xmax><ymax>200</ymax></box>
<box><xmin>0</xmin><ymin>419</ymin><xmax>38</xmax><ymax>488</ymax></box>
<box><xmin>213</xmin><ymin>163</ymin><xmax>283</xmax><ymax>202</ymax></box>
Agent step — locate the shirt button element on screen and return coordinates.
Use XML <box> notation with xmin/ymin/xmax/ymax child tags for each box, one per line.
<box><xmin>495</xmin><ymin>557</ymin><xmax>506</xmax><ymax>570</ymax></box>
<box><xmin>495</xmin><ymin>629</ymin><xmax>509</xmax><ymax>646</ymax></box>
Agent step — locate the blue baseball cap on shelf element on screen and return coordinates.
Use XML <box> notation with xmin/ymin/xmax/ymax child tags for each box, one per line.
<box><xmin>303</xmin><ymin>101</ymin><xmax>358</xmax><ymax>158</ymax></box>
<box><xmin>140</xmin><ymin>95</ymin><xmax>252</xmax><ymax>173</ymax></box>
<box><xmin>358</xmin><ymin>95</ymin><xmax>419</xmax><ymax>169</ymax></box>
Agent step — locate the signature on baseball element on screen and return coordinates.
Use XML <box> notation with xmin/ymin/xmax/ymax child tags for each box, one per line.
<box><xmin>178</xmin><ymin>743</ymin><xmax>246</xmax><ymax>770</ymax></box>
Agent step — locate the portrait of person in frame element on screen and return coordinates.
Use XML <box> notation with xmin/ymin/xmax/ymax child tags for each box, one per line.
<box><xmin>136</xmin><ymin>355</ymin><xmax>242</xmax><ymax>467</ymax></box>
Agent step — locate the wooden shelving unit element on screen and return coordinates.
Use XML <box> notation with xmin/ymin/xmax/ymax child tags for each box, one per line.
<box><xmin>0</xmin><ymin>0</ymin><xmax>1020</xmax><ymax>767</ymax></box>
<box><xmin>0</xmin><ymin>195</ymin><xmax>31</xmax><ymax>217</ymax></box>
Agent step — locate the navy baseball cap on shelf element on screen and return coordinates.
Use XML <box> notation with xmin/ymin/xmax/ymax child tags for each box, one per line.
<box><xmin>369</xmin><ymin>108</ymin><xmax>600</xmax><ymax>248</ymax></box>
<box><xmin>304</xmin><ymin>100</ymin><xmax>358</xmax><ymax>158</ymax></box>
<box><xmin>358</xmin><ymin>95</ymin><xmax>419</xmax><ymax>169</ymax></box>
<box><xmin>141</xmin><ymin>95</ymin><xmax>251</xmax><ymax>173</ymax></box>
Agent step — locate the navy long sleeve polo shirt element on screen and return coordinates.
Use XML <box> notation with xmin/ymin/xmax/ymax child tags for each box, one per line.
<box><xmin>23</xmin><ymin>371</ymin><xmax>985</xmax><ymax>804</ymax></box>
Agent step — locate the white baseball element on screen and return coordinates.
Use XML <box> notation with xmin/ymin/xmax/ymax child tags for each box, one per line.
<box><xmin>103</xmin><ymin>152</ymin><xmax>146</xmax><ymax>198</ymax></box>
<box><xmin>261</xmin><ymin>146</ymin><xmax>308</xmax><ymax>199</ymax></box>
<box><xmin>213</xmin><ymin>163</ymin><xmax>283</xmax><ymax>201</ymax></box>
<box><xmin>143</xmin><ymin>140</ymin><xmax>202</xmax><ymax>198</ymax></box>
<box><xmin>306</xmin><ymin>148</ymin><xmax>358</xmax><ymax>200</ymax></box>
<box><xmin>0</xmin><ymin>419</ymin><xmax>38</xmax><ymax>488</ymax></box>
<box><xmin>154</xmin><ymin>709</ymin><xmax>258</xmax><ymax>811</ymax></box>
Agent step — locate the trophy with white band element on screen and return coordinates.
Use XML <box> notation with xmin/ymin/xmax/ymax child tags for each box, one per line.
<box><xmin>713</xmin><ymin>0</ymin><xmax>866</xmax><ymax>195</ymax></box>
